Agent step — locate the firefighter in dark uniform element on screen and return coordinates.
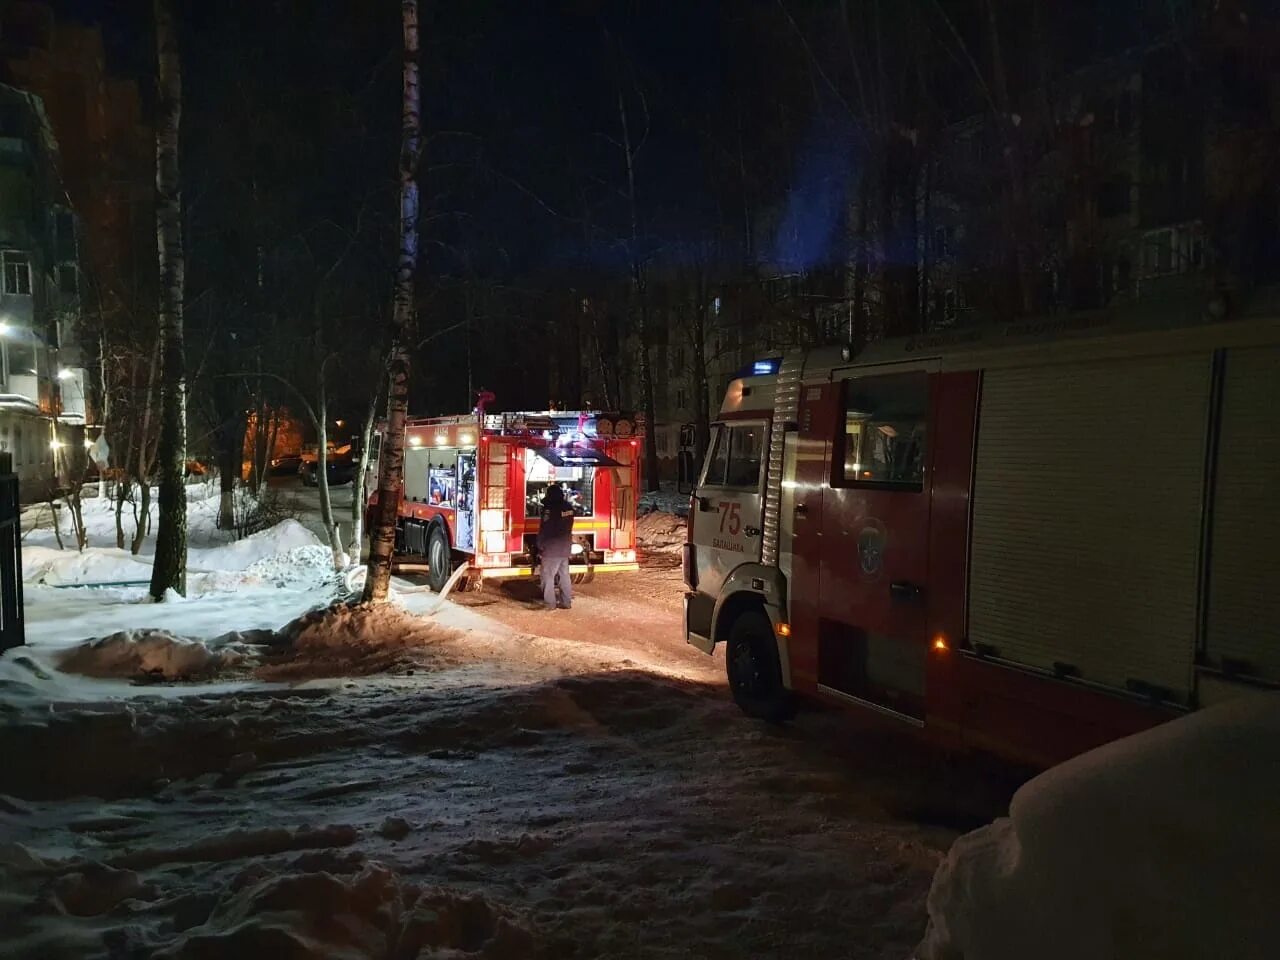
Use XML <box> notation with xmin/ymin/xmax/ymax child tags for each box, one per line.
<box><xmin>537</xmin><ymin>483</ymin><xmax>576</xmax><ymax>609</ymax></box>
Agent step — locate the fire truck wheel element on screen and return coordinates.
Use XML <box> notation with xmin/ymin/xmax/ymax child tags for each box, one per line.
<box><xmin>726</xmin><ymin>609</ymin><xmax>794</xmax><ymax>724</ymax></box>
<box><xmin>427</xmin><ymin>526</ymin><xmax>452</xmax><ymax>593</ymax></box>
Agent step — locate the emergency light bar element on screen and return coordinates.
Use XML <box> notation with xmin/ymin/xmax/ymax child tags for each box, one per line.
<box><xmin>743</xmin><ymin>357</ymin><xmax>782</xmax><ymax>377</ymax></box>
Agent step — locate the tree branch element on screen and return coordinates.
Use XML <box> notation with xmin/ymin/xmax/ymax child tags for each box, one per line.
<box><xmin>220</xmin><ymin>370</ymin><xmax>320</xmax><ymax>430</ymax></box>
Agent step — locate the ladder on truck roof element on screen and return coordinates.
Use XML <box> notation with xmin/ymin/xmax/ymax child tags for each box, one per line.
<box><xmin>405</xmin><ymin>413</ymin><xmax>481</xmax><ymax>428</ymax></box>
<box><xmin>398</xmin><ymin>409</ymin><xmax>644</xmax><ymax>437</ymax></box>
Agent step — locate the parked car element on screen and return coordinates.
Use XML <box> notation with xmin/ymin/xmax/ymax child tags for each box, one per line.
<box><xmin>270</xmin><ymin>454</ymin><xmax>303</xmax><ymax>475</ymax></box>
<box><xmin>299</xmin><ymin>455</ymin><xmax>356</xmax><ymax>487</ymax></box>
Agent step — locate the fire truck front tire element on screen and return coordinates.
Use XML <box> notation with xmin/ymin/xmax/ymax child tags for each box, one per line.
<box><xmin>427</xmin><ymin>526</ymin><xmax>453</xmax><ymax>593</ymax></box>
<box><xmin>726</xmin><ymin>609</ymin><xmax>794</xmax><ymax>724</ymax></box>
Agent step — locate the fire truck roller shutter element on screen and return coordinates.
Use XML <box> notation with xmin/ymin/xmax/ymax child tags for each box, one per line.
<box><xmin>1203</xmin><ymin>345</ymin><xmax>1280</xmax><ymax>690</ymax></box>
<box><xmin>968</xmin><ymin>353</ymin><xmax>1211</xmax><ymax>705</ymax></box>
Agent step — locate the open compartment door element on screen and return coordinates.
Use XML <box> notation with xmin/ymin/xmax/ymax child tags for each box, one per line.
<box><xmin>609</xmin><ymin>441</ymin><xmax>636</xmax><ymax>551</ymax></box>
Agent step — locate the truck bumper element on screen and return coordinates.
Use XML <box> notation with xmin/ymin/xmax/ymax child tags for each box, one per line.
<box><xmin>471</xmin><ymin>562</ymin><xmax>640</xmax><ymax>580</ymax></box>
<box><xmin>685</xmin><ymin>592</ymin><xmax>714</xmax><ymax>654</ymax></box>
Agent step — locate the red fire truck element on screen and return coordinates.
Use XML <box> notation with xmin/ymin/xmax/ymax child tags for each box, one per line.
<box><xmin>370</xmin><ymin>410</ymin><xmax>641</xmax><ymax>591</ymax></box>
<box><xmin>684</xmin><ymin>306</ymin><xmax>1280</xmax><ymax>767</ymax></box>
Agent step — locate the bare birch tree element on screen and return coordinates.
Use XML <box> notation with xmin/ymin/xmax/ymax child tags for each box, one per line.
<box><xmin>364</xmin><ymin>0</ymin><xmax>421</xmax><ymax>602</ymax></box>
<box><xmin>149</xmin><ymin>0</ymin><xmax>188</xmax><ymax>600</ymax></box>
<box><xmin>349</xmin><ymin>372</ymin><xmax>383</xmax><ymax>554</ymax></box>
<box><xmin>601</xmin><ymin>33</ymin><xmax>662</xmax><ymax>493</ymax></box>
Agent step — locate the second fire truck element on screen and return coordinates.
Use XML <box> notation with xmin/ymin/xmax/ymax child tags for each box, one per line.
<box><xmin>369</xmin><ymin>409</ymin><xmax>642</xmax><ymax>591</ymax></box>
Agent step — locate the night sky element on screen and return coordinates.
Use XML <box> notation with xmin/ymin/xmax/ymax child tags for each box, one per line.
<box><xmin>53</xmin><ymin>0</ymin><xmax>1180</xmax><ymax>277</ymax></box>
<box><xmin>42</xmin><ymin>0</ymin><xmax>1199</xmax><ymax>414</ymax></box>
<box><xmin>53</xmin><ymin>1</ymin><xmax>815</xmax><ymax>274</ymax></box>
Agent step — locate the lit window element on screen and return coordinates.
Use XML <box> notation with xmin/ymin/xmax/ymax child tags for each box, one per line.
<box><xmin>713</xmin><ymin>296</ymin><xmax>722</xmax><ymax>315</ymax></box>
<box><xmin>3</xmin><ymin>252</ymin><xmax>31</xmax><ymax>296</ymax></box>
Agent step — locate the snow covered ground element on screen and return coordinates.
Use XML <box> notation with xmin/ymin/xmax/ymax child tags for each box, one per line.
<box><xmin>2</xmin><ymin>497</ymin><xmax>1012</xmax><ymax>958</ymax></box>
<box><xmin>917</xmin><ymin>693</ymin><xmax>1280</xmax><ymax>960</ymax></box>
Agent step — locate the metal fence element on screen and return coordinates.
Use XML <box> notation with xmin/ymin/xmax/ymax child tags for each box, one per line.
<box><xmin>0</xmin><ymin>451</ymin><xmax>23</xmax><ymax>652</ymax></box>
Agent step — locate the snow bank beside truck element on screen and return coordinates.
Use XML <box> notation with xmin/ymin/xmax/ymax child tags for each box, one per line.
<box><xmin>917</xmin><ymin>694</ymin><xmax>1280</xmax><ymax>960</ymax></box>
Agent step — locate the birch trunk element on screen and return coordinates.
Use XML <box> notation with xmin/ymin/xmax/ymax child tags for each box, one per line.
<box><xmin>349</xmin><ymin>383</ymin><xmax>379</xmax><ymax>555</ymax></box>
<box><xmin>314</xmin><ymin>372</ymin><xmax>344</xmax><ymax>570</ymax></box>
<box><xmin>691</xmin><ymin>299</ymin><xmax>711</xmax><ymax>466</ymax></box>
<box><xmin>363</xmin><ymin>0</ymin><xmax>421</xmax><ymax>603</ymax></box>
<box><xmin>97</xmin><ymin>333</ymin><xmax>109</xmax><ymax>499</ymax></box>
<box><xmin>250</xmin><ymin>368</ymin><xmax>268</xmax><ymax>493</ymax></box>
<box><xmin>149</xmin><ymin>0</ymin><xmax>187</xmax><ymax>599</ymax></box>
<box><xmin>131</xmin><ymin>335</ymin><xmax>162</xmax><ymax>555</ymax></box>
<box><xmin>116</xmin><ymin>358</ymin><xmax>138</xmax><ymax>549</ymax></box>
<box><xmin>616</xmin><ymin>87</ymin><xmax>661</xmax><ymax>492</ymax></box>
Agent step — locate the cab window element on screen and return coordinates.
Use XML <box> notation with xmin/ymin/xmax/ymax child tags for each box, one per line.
<box><xmin>703</xmin><ymin>426</ymin><xmax>729</xmax><ymax>485</ymax></box>
<box><xmin>703</xmin><ymin>423</ymin><xmax>765</xmax><ymax>489</ymax></box>
<box><xmin>837</xmin><ymin>374</ymin><xmax>928</xmax><ymax>489</ymax></box>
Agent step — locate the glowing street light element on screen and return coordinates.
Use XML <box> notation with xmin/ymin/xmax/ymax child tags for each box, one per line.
<box><xmin>56</xmin><ymin>368</ymin><xmax>75</xmax><ymax>380</ymax></box>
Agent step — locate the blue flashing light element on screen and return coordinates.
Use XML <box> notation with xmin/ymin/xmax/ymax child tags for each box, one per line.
<box><xmin>751</xmin><ymin>358</ymin><xmax>781</xmax><ymax>376</ymax></box>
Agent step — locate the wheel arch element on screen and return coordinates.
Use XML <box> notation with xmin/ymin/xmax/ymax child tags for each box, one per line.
<box><xmin>711</xmin><ymin>563</ymin><xmax>791</xmax><ymax>690</ymax></box>
<box><xmin>426</xmin><ymin>513</ymin><xmax>453</xmax><ymax>552</ymax></box>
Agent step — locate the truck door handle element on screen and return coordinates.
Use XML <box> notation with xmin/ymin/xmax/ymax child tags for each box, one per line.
<box><xmin>744</xmin><ymin>525</ymin><xmax>760</xmax><ymax>537</ymax></box>
<box><xmin>697</xmin><ymin>496</ymin><xmax>713</xmax><ymax>512</ymax></box>
<box><xmin>794</xmin><ymin>503</ymin><xmax>808</xmax><ymax>518</ymax></box>
<box><xmin>890</xmin><ymin>581</ymin><xmax>923</xmax><ymax>602</ymax></box>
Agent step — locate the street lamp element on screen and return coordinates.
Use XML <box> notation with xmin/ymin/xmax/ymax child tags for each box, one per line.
<box><xmin>56</xmin><ymin>368</ymin><xmax>75</xmax><ymax>381</ymax></box>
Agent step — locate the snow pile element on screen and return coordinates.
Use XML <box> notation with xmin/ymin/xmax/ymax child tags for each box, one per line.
<box><xmin>916</xmin><ymin>694</ymin><xmax>1280</xmax><ymax>960</ymax></box>
<box><xmin>638</xmin><ymin>483</ymin><xmax>690</xmax><ymax>517</ymax></box>
<box><xmin>155</xmin><ymin>862</ymin><xmax>535</xmax><ymax>958</ymax></box>
<box><xmin>23</xmin><ymin>545</ymin><xmax>153</xmax><ymax>586</ymax></box>
<box><xmin>48</xmin><ymin>863</ymin><xmax>159</xmax><ymax>917</ymax></box>
<box><xmin>188</xmin><ymin>519</ymin><xmax>322</xmax><ymax>572</ymax></box>
<box><xmin>637</xmin><ymin>510</ymin><xmax>686</xmax><ymax>554</ymax></box>
<box><xmin>55</xmin><ymin>629</ymin><xmax>247</xmax><ymax>680</ymax></box>
<box><xmin>0</xmin><ymin>648</ymin><xmax>85</xmax><ymax>715</ymax></box>
<box><xmin>23</xmin><ymin>519</ymin><xmax>327</xmax><ymax>590</ymax></box>
<box><xmin>19</xmin><ymin>601</ymin><xmax>447</xmax><ymax>688</ymax></box>
<box><xmin>258</xmin><ymin>603</ymin><xmax>462</xmax><ymax>681</ymax></box>
<box><xmin>244</xmin><ymin>543</ymin><xmax>341</xmax><ymax>586</ymax></box>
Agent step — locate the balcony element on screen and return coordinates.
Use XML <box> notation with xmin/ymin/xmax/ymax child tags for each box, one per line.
<box><xmin>56</xmin><ymin>367</ymin><xmax>87</xmax><ymax>423</ymax></box>
<box><xmin>0</xmin><ymin>372</ymin><xmax>44</xmax><ymax>412</ymax></box>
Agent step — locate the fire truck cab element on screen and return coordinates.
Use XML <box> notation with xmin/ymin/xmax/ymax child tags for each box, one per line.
<box><xmin>684</xmin><ymin>306</ymin><xmax>1280</xmax><ymax>767</ymax></box>
<box><xmin>372</xmin><ymin>410</ymin><xmax>641</xmax><ymax>591</ymax></box>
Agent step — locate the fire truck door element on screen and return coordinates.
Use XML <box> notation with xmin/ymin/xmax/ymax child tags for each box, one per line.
<box><xmin>690</xmin><ymin>420</ymin><xmax>768</xmax><ymax>599</ymax></box>
<box><xmin>815</xmin><ymin>371</ymin><xmax>932</xmax><ymax>722</ymax></box>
